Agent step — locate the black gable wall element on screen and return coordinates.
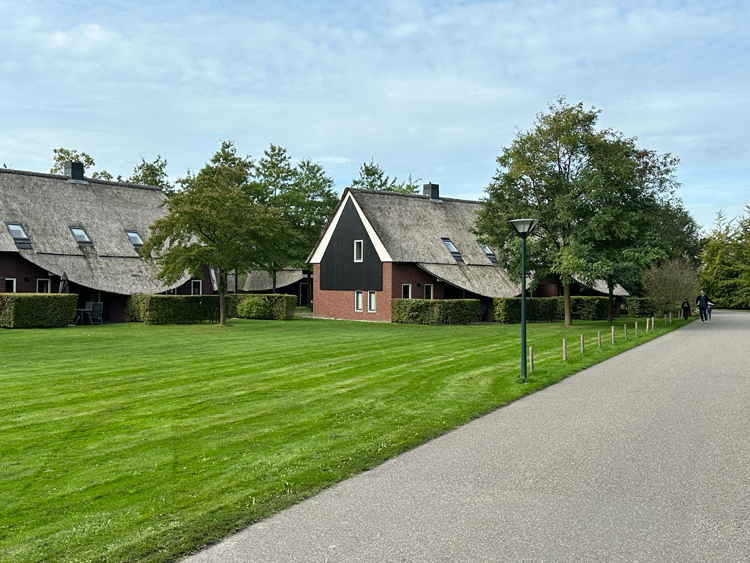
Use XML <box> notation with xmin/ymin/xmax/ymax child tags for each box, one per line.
<box><xmin>320</xmin><ymin>199</ymin><xmax>383</xmax><ymax>291</ymax></box>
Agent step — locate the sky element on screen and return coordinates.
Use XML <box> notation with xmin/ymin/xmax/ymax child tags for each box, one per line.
<box><xmin>1</xmin><ymin>0</ymin><xmax>748</xmax><ymax>230</ymax></box>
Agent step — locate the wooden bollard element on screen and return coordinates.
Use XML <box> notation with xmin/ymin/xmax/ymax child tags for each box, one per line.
<box><xmin>635</xmin><ymin>321</ymin><xmax>638</xmax><ymax>337</ymax></box>
<box><xmin>664</xmin><ymin>314</ymin><xmax>667</xmax><ymax>325</ymax></box>
<box><xmin>581</xmin><ymin>334</ymin><xmax>584</xmax><ymax>354</ymax></box>
<box><xmin>624</xmin><ymin>324</ymin><xmax>627</xmax><ymax>340</ymax></box>
<box><xmin>611</xmin><ymin>325</ymin><xmax>615</xmax><ymax>344</ymax></box>
<box><xmin>563</xmin><ymin>338</ymin><xmax>567</xmax><ymax>361</ymax></box>
<box><xmin>646</xmin><ymin>318</ymin><xmax>649</xmax><ymax>332</ymax></box>
<box><xmin>669</xmin><ymin>312</ymin><xmax>672</xmax><ymax>324</ymax></box>
<box><xmin>598</xmin><ymin>330</ymin><xmax>601</xmax><ymax>348</ymax></box>
<box><xmin>652</xmin><ymin>316</ymin><xmax>655</xmax><ymax>330</ymax></box>
<box><xmin>529</xmin><ymin>346</ymin><xmax>534</xmax><ymax>372</ymax></box>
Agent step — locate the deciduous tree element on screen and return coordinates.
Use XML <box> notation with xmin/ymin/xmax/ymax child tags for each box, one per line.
<box><xmin>351</xmin><ymin>158</ymin><xmax>420</xmax><ymax>193</ymax></box>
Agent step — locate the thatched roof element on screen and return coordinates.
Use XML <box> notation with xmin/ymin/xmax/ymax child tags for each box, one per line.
<box><xmin>239</xmin><ymin>269</ymin><xmax>305</xmax><ymax>292</ymax></box>
<box><xmin>0</xmin><ymin>168</ymin><xmax>188</xmax><ymax>294</ymax></box>
<box><xmin>309</xmin><ymin>188</ymin><xmax>628</xmax><ymax>299</ymax></box>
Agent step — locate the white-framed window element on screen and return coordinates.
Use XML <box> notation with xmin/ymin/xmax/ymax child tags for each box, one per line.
<box><xmin>354</xmin><ymin>240</ymin><xmax>363</xmax><ymax>262</ymax></box>
<box><xmin>355</xmin><ymin>290</ymin><xmax>363</xmax><ymax>312</ymax></box>
<box><xmin>3</xmin><ymin>278</ymin><xmax>16</xmax><ymax>293</ymax></box>
<box><xmin>191</xmin><ymin>280</ymin><xmax>202</xmax><ymax>295</ymax></box>
<box><xmin>368</xmin><ymin>291</ymin><xmax>376</xmax><ymax>312</ymax></box>
<box><xmin>402</xmin><ymin>284</ymin><xmax>411</xmax><ymax>299</ymax></box>
<box><xmin>70</xmin><ymin>226</ymin><xmax>92</xmax><ymax>245</ymax></box>
<box><xmin>424</xmin><ymin>284</ymin><xmax>433</xmax><ymax>300</ymax></box>
<box><xmin>36</xmin><ymin>278</ymin><xmax>50</xmax><ymax>293</ymax></box>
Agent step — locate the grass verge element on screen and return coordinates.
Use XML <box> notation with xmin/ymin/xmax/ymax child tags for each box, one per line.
<box><xmin>0</xmin><ymin>316</ymin><xmax>687</xmax><ymax>562</ymax></box>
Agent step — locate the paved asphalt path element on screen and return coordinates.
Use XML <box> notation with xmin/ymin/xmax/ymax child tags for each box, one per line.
<box><xmin>184</xmin><ymin>311</ymin><xmax>750</xmax><ymax>562</ymax></box>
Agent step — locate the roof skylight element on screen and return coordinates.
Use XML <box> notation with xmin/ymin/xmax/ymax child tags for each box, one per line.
<box><xmin>125</xmin><ymin>230</ymin><xmax>144</xmax><ymax>247</ymax></box>
<box><xmin>442</xmin><ymin>238</ymin><xmax>463</xmax><ymax>261</ymax></box>
<box><xmin>70</xmin><ymin>226</ymin><xmax>92</xmax><ymax>245</ymax></box>
<box><xmin>479</xmin><ymin>242</ymin><xmax>497</xmax><ymax>264</ymax></box>
<box><xmin>6</xmin><ymin>223</ymin><xmax>32</xmax><ymax>249</ymax></box>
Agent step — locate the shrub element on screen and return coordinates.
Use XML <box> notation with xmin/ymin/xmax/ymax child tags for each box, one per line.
<box><xmin>0</xmin><ymin>293</ymin><xmax>77</xmax><ymax>328</ymax></box>
<box><xmin>125</xmin><ymin>295</ymin><xmax>219</xmax><ymax>325</ymax></box>
<box><xmin>391</xmin><ymin>299</ymin><xmax>480</xmax><ymax>325</ymax></box>
<box><xmin>622</xmin><ymin>297</ymin><xmax>657</xmax><ymax>317</ymax></box>
<box><xmin>236</xmin><ymin>294</ymin><xmax>297</xmax><ymax>320</ymax></box>
<box><xmin>494</xmin><ymin>296</ymin><xmax>609</xmax><ymax>323</ymax></box>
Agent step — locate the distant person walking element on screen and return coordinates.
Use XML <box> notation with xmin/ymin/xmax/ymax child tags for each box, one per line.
<box><xmin>696</xmin><ymin>290</ymin><xmax>711</xmax><ymax>323</ymax></box>
<box><xmin>681</xmin><ymin>299</ymin><xmax>691</xmax><ymax>320</ymax></box>
<box><xmin>706</xmin><ymin>300</ymin><xmax>714</xmax><ymax>320</ymax></box>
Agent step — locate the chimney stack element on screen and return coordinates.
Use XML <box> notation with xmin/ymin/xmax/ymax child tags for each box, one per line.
<box><xmin>423</xmin><ymin>183</ymin><xmax>440</xmax><ymax>201</ymax></box>
<box><xmin>64</xmin><ymin>162</ymin><xmax>85</xmax><ymax>181</ymax></box>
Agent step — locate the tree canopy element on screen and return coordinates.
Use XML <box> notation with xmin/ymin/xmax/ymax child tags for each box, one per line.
<box><xmin>351</xmin><ymin>158</ymin><xmax>420</xmax><ymax>194</ymax></box>
<box><xmin>50</xmin><ymin>148</ymin><xmax>116</xmax><ymax>180</ymax></box>
<box><xmin>475</xmin><ymin>98</ymin><xmax>696</xmax><ymax>325</ymax></box>
<box><xmin>700</xmin><ymin>208</ymin><xmax>750</xmax><ymax>309</ymax></box>
<box><xmin>141</xmin><ymin>143</ymin><xmax>284</xmax><ymax>324</ymax></box>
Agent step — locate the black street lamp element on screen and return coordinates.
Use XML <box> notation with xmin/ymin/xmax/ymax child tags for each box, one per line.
<box><xmin>509</xmin><ymin>218</ymin><xmax>538</xmax><ymax>383</ymax></box>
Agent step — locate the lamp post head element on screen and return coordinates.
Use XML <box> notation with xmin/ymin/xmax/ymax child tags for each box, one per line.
<box><xmin>508</xmin><ymin>218</ymin><xmax>538</xmax><ymax>237</ymax></box>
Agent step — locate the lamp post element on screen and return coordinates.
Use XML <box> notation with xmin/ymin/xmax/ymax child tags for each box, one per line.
<box><xmin>509</xmin><ymin>218</ymin><xmax>538</xmax><ymax>382</ymax></box>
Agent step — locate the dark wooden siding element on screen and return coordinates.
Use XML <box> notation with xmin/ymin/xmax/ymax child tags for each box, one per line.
<box><xmin>320</xmin><ymin>199</ymin><xmax>383</xmax><ymax>291</ymax></box>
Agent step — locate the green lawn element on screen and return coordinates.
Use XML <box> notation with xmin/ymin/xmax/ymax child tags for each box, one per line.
<box><xmin>0</xmin><ymin>316</ymin><xmax>688</xmax><ymax>562</ymax></box>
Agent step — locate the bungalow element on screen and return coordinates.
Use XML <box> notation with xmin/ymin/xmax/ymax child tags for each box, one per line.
<box><xmin>307</xmin><ymin>184</ymin><xmax>628</xmax><ymax>322</ymax></box>
<box><xmin>0</xmin><ymin>163</ymin><xmax>212</xmax><ymax>322</ymax></box>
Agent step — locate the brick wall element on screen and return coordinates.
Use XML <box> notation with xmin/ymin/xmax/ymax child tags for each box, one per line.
<box><xmin>0</xmin><ymin>252</ymin><xmax>57</xmax><ymax>293</ymax></box>
<box><xmin>313</xmin><ymin>262</ymin><xmax>393</xmax><ymax>322</ymax></box>
<box><xmin>390</xmin><ymin>263</ymin><xmax>445</xmax><ymax>299</ymax></box>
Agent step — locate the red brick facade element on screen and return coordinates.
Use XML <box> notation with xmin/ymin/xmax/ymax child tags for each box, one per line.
<box><xmin>312</xmin><ymin>262</ymin><xmax>394</xmax><ymax>322</ymax></box>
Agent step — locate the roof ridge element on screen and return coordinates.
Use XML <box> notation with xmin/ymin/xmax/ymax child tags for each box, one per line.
<box><xmin>348</xmin><ymin>187</ymin><xmax>482</xmax><ymax>205</ymax></box>
<box><xmin>0</xmin><ymin>167</ymin><xmax>162</xmax><ymax>191</ymax></box>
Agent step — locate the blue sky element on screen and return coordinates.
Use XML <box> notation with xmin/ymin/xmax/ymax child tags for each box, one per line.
<box><xmin>1</xmin><ymin>0</ymin><xmax>747</xmax><ymax>230</ymax></box>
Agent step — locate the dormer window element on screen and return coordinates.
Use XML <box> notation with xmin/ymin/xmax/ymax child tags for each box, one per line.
<box><xmin>6</xmin><ymin>223</ymin><xmax>32</xmax><ymax>249</ymax></box>
<box><xmin>70</xmin><ymin>226</ymin><xmax>92</xmax><ymax>245</ymax></box>
<box><xmin>479</xmin><ymin>242</ymin><xmax>497</xmax><ymax>264</ymax></box>
<box><xmin>125</xmin><ymin>230</ymin><xmax>144</xmax><ymax>248</ymax></box>
<box><xmin>442</xmin><ymin>238</ymin><xmax>463</xmax><ymax>261</ymax></box>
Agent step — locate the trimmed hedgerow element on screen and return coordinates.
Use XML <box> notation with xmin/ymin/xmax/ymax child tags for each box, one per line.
<box><xmin>391</xmin><ymin>299</ymin><xmax>480</xmax><ymax>325</ymax></box>
<box><xmin>0</xmin><ymin>293</ymin><xmax>77</xmax><ymax>329</ymax></box>
<box><xmin>127</xmin><ymin>294</ymin><xmax>297</xmax><ymax>324</ymax></box>
<box><xmin>236</xmin><ymin>294</ymin><xmax>297</xmax><ymax>320</ymax></box>
<box><xmin>494</xmin><ymin>296</ymin><xmax>610</xmax><ymax>323</ymax></box>
<box><xmin>622</xmin><ymin>297</ymin><xmax>657</xmax><ymax>317</ymax></box>
<box><xmin>125</xmin><ymin>295</ymin><xmax>219</xmax><ymax>325</ymax></box>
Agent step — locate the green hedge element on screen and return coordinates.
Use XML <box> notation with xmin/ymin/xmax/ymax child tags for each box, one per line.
<box><xmin>0</xmin><ymin>293</ymin><xmax>77</xmax><ymax>328</ymax></box>
<box><xmin>126</xmin><ymin>294</ymin><xmax>296</xmax><ymax>324</ymax></box>
<box><xmin>494</xmin><ymin>296</ymin><xmax>610</xmax><ymax>323</ymax></box>
<box><xmin>621</xmin><ymin>297</ymin><xmax>657</xmax><ymax>317</ymax></box>
<box><xmin>391</xmin><ymin>299</ymin><xmax>480</xmax><ymax>325</ymax></box>
<box><xmin>236</xmin><ymin>294</ymin><xmax>297</xmax><ymax>320</ymax></box>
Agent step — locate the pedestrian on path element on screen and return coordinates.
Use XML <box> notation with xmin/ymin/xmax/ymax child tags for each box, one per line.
<box><xmin>696</xmin><ymin>290</ymin><xmax>711</xmax><ymax>322</ymax></box>
<box><xmin>681</xmin><ymin>298</ymin><xmax>691</xmax><ymax>319</ymax></box>
<box><xmin>707</xmin><ymin>300</ymin><xmax>714</xmax><ymax>320</ymax></box>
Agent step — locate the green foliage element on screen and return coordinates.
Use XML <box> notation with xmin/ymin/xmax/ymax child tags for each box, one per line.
<box><xmin>351</xmin><ymin>158</ymin><xmax>420</xmax><ymax>193</ymax></box>
<box><xmin>700</xmin><ymin>208</ymin><xmax>750</xmax><ymax>309</ymax></box>
<box><xmin>391</xmin><ymin>299</ymin><xmax>480</xmax><ymax>325</ymax></box>
<box><xmin>621</xmin><ymin>297</ymin><xmax>657</xmax><ymax>317</ymax></box>
<box><xmin>128</xmin><ymin>155</ymin><xmax>174</xmax><ymax>196</ymax></box>
<box><xmin>476</xmin><ymin>97</ymin><xmax>697</xmax><ymax>325</ymax></box>
<box><xmin>0</xmin><ymin>293</ymin><xmax>77</xmax><ymax>328</ymax></box>
<box><xmin>50</xmin><ymin>148</ymin><xmax>117</xmax><ymax>180</ymax></box>
<box><xmin>494</xmin><ymin>296</ymin><xmax>609</xmax><ymax>323</ymax></box>
<box><xmin>125</xmin><ymin>295</ymin><xmax>219</xmax><ymax>325</ymax></box>
<box><xmin>141</xmin><ymin>141</ymin><xmax>287</xmax><ymax>324</ymax></box>
<box><xmin>641</xmin><ymin>257</ymin><xmax>699</xmax><ymax>314</ymax></box>
<box><xmin>236</xmin><ymin>294</ymin><xmax>297</xmax><ymax>320</ymax></box>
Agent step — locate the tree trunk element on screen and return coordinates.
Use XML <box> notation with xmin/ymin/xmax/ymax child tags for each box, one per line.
<box><xmin>563</xmin><ymin>282</ymin><xmax>572</xmax><ymax>326</ymax></box>
<box><xmin>218</xmin><ymin>269</ymin><xmax>227</xmax><ymax>326</ymax></box>
<box><xmin>607</xmin><ymin>276</ymin><xmax>615</xmax><ymax>324</ymax></box>
<box><xmin>272</xmin><ymin>270</ymin><xmax>277</xmax><ymax>293</ymax></box>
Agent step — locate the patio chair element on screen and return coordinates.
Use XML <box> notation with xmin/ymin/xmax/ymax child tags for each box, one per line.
<box><xmin>86</xmin><ymin>302</ymin><xmax>104</xmax><ymax>325</ymax></box>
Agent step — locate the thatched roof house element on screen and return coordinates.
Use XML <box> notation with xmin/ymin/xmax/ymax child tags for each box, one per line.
<box><xmin>232</xmin><ymin>268</ymin><xmax>312</xmax><ymax>306</ymax></box>
<box><xmin>307</xmin><ymin>185</ymin><xmax>520</xmax><ymax>321</ymax></box>
<box><xmin>308</xmin><ymin>184</ymin><xmax>628</xmax><ymax>322</ymax></box>
<box><xmin>0</xmin><ymin>164</ymin><xmax>211</xmax><ymax>322</ymax></box>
